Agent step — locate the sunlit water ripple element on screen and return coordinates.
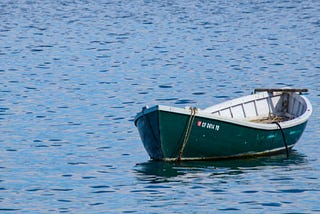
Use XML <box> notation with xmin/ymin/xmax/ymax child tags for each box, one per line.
<box><xmin>0</xmin><ymin>0</ymin><xmax>319</xmax><ymax>213</ymax></box>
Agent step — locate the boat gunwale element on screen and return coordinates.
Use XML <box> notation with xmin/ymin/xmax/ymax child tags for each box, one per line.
<box><xmin>134</xmin><ymin>93</ymin><xmax>312</xmax><ymax>131</ymax></box>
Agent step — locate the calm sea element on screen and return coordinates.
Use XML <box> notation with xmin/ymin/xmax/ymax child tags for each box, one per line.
<box><xmin>1</xmin><ymin>0</ymin><xmax>319</xmax><ymax>213</ymax></box>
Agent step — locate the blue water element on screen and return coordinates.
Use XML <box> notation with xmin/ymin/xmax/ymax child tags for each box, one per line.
<box><xmin>1</xmin><ymin>0</ymin><xmax>319</xmax><ymax>213</ymax></box>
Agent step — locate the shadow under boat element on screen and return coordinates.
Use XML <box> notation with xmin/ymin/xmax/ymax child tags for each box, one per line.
<box><xmin>134</xmin><ymin>150</ymin><xmax>308</xmax><ymax>181</ymax></box>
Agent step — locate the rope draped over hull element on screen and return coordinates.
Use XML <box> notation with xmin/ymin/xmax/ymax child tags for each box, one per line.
<box><xmin>273</xmin><ymin>121</ymin><xmax>289</xmax><ymax>158</ymax></box>
<box><xmin>177</xmin><ymin>107</ymin><xmax>197</xmax><ymax>161</ymax></box>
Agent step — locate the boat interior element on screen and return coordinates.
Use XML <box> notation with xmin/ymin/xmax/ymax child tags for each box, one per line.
<box><xmin>203</xmin><ymin>89</ymin><xmax>308</xmax><ymax>124</ymax></box>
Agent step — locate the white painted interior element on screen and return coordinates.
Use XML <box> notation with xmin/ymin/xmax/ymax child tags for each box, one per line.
<box><xmin>202</xmin><ymin>91</ymin><xmax>310</xmax><ymax>122</ymax></box>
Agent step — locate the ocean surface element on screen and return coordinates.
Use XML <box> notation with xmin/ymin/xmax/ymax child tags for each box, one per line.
<box><xmin>1</xmin><ymin>0</ymin><xmax>319</xmax><ymax>213</ymax></box>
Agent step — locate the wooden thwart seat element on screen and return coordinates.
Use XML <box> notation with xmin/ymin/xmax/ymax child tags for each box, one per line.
<box><xmin>254</xmin><ymin>88</ymin><xmax>308</xmax><ymax>94</ymax></box>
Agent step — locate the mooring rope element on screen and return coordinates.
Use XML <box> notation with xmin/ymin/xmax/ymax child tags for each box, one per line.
<box><xmin>177</xmin><ymin>107</ymin><xmax>197</xmax><ymax>161</ymax></box>
<box><xmin>273</xmin><ymin>121</ymin><xmax>289</xmax><ymax>158</ymax></box>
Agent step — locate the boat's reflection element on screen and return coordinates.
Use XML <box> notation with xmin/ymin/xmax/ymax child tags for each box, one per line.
<box><xmin>134</xmin><ymin>150</ymin><xmax>308</xmax><ymax>182</ymax></box>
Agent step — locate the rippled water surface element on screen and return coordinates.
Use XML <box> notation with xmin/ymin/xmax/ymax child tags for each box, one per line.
<box><xmin>1</xmin><ymin>0</ymin><xmax>320</xmax><ymax>213</ymax></box>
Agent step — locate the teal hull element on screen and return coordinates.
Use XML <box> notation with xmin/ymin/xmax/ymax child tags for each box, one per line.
<box><xmin>135</xmin><ymin>106</ymin><xmax>308</xmax><ymax>161</ymax></box>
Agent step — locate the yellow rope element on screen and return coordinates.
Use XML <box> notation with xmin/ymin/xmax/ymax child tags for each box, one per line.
<box><xmin>177</xmin><ymin>107</ymin><xmax>197</xmax><ymax>161</ymax></box>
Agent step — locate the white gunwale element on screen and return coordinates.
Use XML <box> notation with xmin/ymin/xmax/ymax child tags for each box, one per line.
<box><xmin>135</xmin><ymin>91</ymin><xmax>312</xmax><ymax>131</ymax></box>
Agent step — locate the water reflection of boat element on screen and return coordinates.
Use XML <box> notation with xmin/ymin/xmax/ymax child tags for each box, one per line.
<box><xmin>134</xmin><ymin>151</ymin><xmax>308</xmax><ymax>180</ymax></box>
<box><xmin>134</xmin><ymin>89</ymin><xmax>312</xmax><ymax>161</ymax></box>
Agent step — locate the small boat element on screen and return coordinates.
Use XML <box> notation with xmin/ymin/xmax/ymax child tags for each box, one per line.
<box><xmin>134</xmin><ymin>89</ymin><xmax>312</xmax><ymax>161</ymax></box>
